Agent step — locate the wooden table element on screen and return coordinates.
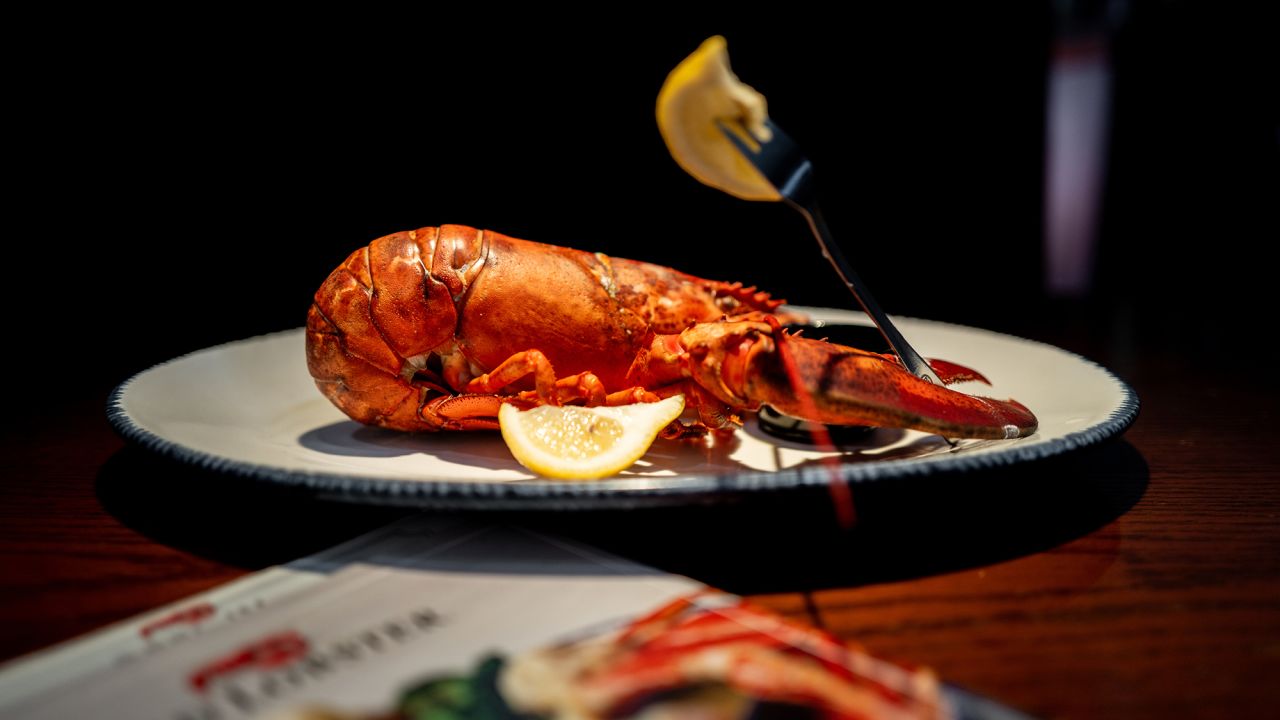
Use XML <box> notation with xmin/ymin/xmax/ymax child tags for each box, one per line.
<box><xmin>3</xmin><ymin>330</ymin><xmax>1278</xmax><ymax>719</ymax></box>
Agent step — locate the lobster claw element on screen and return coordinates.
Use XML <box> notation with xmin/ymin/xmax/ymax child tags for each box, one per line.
<box><xmin>673</xmin><ymin>318</ymin><xmax>1038</xmax><ymax>440</ymax></box>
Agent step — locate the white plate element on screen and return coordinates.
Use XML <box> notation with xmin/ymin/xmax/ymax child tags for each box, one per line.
<box><xmin>108</xmin><ymin>308</ymin><xmax>1137</xmax><ymax>508</ymax></box>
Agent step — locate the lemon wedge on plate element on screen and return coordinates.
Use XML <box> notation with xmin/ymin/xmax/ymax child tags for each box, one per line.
<box><xmin>656</xmin><ymin>36</ymin><xmax>780</xmax><ymax>201</ymax></box>
<box><xmin>498</xmin><ymin>395</ymin><xmax>685</xmax><ymax>480</ymax></box>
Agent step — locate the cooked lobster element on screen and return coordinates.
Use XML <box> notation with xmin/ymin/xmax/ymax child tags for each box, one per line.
<box><xmin>500</xmin><ymin>593</ymin><xmax>951</xmax><ymax>719</ymax></box>
<box><xmin>306</xmin><ymin>225</ymin><xmax>1036</xmax><ymax>439</ymax></box>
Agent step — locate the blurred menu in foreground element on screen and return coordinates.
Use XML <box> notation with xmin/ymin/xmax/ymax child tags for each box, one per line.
<box><xmin>0</xmin><ymin>516</ymin><xmax>1021</xmax><ymax>720</ymax></box>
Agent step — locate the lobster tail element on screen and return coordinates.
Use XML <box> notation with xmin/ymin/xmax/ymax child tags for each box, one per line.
<box><xmin>305</xmin><ymin>227</ymin><xmax>484</xmax><ymax>431</ymax></box>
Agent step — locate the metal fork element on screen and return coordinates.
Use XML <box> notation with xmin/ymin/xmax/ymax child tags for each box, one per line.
<box><xmin>718</xmin><ymin>118</ymin><xmax>943</xmax><ymax>384</ymax></box>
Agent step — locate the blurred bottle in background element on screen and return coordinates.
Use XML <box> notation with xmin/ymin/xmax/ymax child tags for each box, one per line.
<box><xmin>1044</xmin><ymin>0</ymin><xmax>1128</xmax><ymax>298</ymax></box>
<box><xmin>1038</xmin><ymin>0</ymin><xmax>1278</xmax><ymax>377</ymax></box>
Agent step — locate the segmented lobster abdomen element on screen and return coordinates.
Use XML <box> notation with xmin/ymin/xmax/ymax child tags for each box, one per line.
<box><xmin>306</xmin><ymin>225</ymin><xmax>785</xmax><ymax>431</ymax></box>
<box><xmin>306</xmin><ymin>227</ymin><xmax>469</xmax><ymax>430</ymax></box>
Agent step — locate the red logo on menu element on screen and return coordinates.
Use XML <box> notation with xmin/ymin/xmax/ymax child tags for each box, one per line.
<box><xmin>188</xmin><ymin>631</ymin><xmax>310</xmax><ymax>692</ymax></box>
<box><xmin>140</xmin><ymin>603</ymin><xmax>217</xmax><ymax>639</ymax></box>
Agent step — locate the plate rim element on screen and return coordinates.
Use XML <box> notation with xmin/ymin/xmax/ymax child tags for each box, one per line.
<box><xmin>106</xmin><ymin>315</ymin><xmax>1140</xmax><ymax>510</ymax></box>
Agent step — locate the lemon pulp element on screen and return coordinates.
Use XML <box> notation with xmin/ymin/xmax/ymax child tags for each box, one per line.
<box><xmin>520</xmin><ymin>408</ymin><xmax>624</xmax><ymax>460</ymax></box>
<box><xmin>498</xmin><ymin>395</ymin><xmax>686</xmax><ymax>481</ymax></box>
<box><xmin>656</xmin><ymin>36</ymin><xmax>780</xmax><ymax>202</ymax></box>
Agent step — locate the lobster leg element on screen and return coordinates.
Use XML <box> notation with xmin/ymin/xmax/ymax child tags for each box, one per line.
<box><xmin>464</xmin><ymin>350</ymin><xmax>562</xmax><ymax>405</ymax></box>
<box><xmin>679</xmin><ymin>382</ymin><xmax>741</xmax><ymax>432</ymax></box>
<box><xmin>466</xmin><ymin>350</ymin><xmax>667</xmax><ymax>408</ymax></box>
<box><xmin>422</xmin><ymin>394</ymin><xmax>505</xmax><ymax>431</ymax></box>
<box><xmin>603</xmin><ymin>387</ymin><xmax>663</xmax><ymax>406</ymax></box>
<box><xmin>513</xmin><ymin>374</ymin><xmax>660</xmax><ymax>406</ymax></box>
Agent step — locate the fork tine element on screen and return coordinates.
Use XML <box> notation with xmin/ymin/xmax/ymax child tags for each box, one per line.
<box><xmin>720</xmin><ymin>118</ymin><xmax>813</xmax><ymax>202</ymax></box>
<box><xmin>715</xmin><ymin>119</ymin><xmax>761</xmax><ymax>158</ymax></box>
<box><xmin>761</xmin><ymin>118</ymin><xmax>792</xmax><ymax>145</ymax></box>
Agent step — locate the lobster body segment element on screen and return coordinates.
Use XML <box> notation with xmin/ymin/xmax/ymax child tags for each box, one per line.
<box><xmin>457</xmin><ymin>231</ymin><xmax>649</xmax><ymax>391</ymax></box>
<box><xmin>306</xmin><ymin>225</ymin><xmax>1037</xmax><ymax>439</ymax></box>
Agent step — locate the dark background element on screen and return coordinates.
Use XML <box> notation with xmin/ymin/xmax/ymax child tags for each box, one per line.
<box><xmin>13</xmin><ymin>5</ymin><xmax>1276</xmax><ymax>418</ymax></box>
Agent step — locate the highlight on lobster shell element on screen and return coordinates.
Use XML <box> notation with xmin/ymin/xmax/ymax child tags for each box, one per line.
<box><xmin>305</xmin><ymin>224</ymin><xmax>1037</xmax><ymax>450</ymax></box>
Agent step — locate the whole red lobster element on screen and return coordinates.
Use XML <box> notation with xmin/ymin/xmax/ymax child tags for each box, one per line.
<box><xmin>306</xmin><ymin>225</ymin><xmax>1036</xmax><ymax>439</ymax></box>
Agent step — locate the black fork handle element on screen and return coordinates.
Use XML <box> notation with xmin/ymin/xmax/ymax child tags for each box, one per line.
<box><xmin>794</xmin><ymin>198</ymin><xmax>943</xmax><ymax>385</ymax></box>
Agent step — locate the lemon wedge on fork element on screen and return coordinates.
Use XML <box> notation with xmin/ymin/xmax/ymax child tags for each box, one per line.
<box><xmin>656</xmin><ymin>36</ymin><xmax>780</xmax><ymax>201</ymax></box>
<box><xmin>498</xmin><ymin>395</ymin><xmax>686</xmax><ymax>480</ymax></box>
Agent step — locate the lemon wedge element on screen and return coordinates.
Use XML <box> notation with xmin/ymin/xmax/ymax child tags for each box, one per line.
<box><xmin>498</xmin><ymin>395</ymin><xmax>686</xmax><ymax>480</ymax></box>
<box><xmin>657</xmin><ymin>36</ymin><xmax>780</xmax><ymax>202</ymax></box>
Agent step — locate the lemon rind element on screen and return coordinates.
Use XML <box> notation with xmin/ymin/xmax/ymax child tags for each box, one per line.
<box><xmin>656</xmin><ymin>36</ymin><xmax>781</xmax><ymax>202</ymax></box>
<box><xmin>498</xmin><ymin>396</ymin><xmax>686</xmax><ymax>481</ymax></box>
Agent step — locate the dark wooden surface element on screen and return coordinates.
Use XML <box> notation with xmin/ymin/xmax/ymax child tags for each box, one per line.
<box><xmin>6</xmin><ymin>7</ymin><xmax>1275</xmax><ymax>718</ymax></box>
<box><xmin>2</xmin><ymin>329</ymin><xmax>1278</xmax><ymax>720</ymax></box>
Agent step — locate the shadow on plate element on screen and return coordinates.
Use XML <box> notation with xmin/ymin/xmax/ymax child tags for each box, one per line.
<box><xmin>297</xmin><ymin>419</ymin><xmax>968</xmax><ymax>480</ymax></box>
<box><xmin>297</xmin><ymin>421</ymin><xmax>425</xmax><ymax>458</ymax></box>
<box><xmin>295</xmin><ymin>421</ymin><xmax>756</xmax><ymax>476</ymax></box>
<box><xmin>298</xmin><ymin>420</ymin><xmax>526</xmax><ymax>471</ymax></box>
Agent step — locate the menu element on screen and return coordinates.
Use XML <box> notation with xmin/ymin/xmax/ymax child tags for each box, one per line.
<box><xmin>0</xmin><ymin>516</ymin><xmax>1019</xmax><ymax>720</ymax></box>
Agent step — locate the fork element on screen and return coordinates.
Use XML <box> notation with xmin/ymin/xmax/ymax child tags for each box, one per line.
<box><xmin>718</xmin><ymin>118</ymin><xmax>944</xmax><ymax>385</ymax></box>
